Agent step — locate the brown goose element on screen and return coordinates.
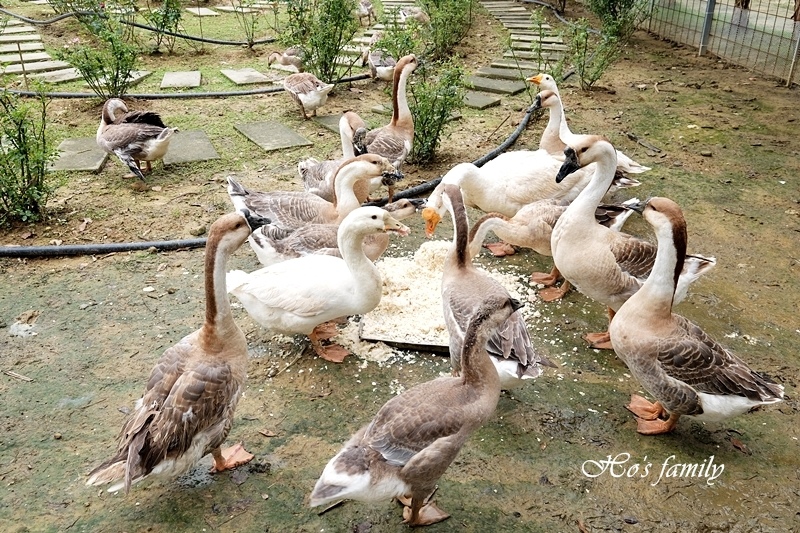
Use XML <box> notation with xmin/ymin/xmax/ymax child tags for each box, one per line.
<box><xmin>309</xmin><ymin>286</ymin><xmax>519</xmax><ymax>525</ymax></box>
<box><xmin>283</xmin><ymin>72</ymin><xmax>334</xmax><ymax>119</ymax></box>
<box><xmin>439</xmin><ymin>184</ymin><xmax>555</xmax><ymax>388</ymax></box>
<box><xmin>248</xmin><ymin>197</ymin><xmax>423</xmax><ymax>266</ymax></box>
<box><xmin>609</xmin><ymin>197</ymin><xmax>783</xmax><ymax>434</ymax></box>
<box><xmin>86</xmin><ymin>209</ymin><xmax>269</xmax><ymax>492</ymax></box>
<box><xmin>267</xmin><ymin>46</ymin><xmax>304</xmax><ymax>72</ymax></box>
<box><xmin>96</xmin><ymin>98</ymin><xmax>178</xmax><ymax>182</ymax></box>
<box><xmin>468</xmin><ymin>199</ymin><xmax>638</xmax><ymax>302</ymax></box>
<box><xmin>353</xmin><ymin>54</ymin><xmax>418</xmax><ymax>200</ymax></box>
<box><xmin>551</xmin><ymin>135</ymin><xmax>716</xmax><ymax>349</ymax></box>
<box><xmin>227</xmin><ymin>154</ymin><xmax>401</xmax><ymax>232</ymax></box>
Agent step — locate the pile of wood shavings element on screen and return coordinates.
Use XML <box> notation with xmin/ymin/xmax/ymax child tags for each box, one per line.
<box><xmin>352</xmin><ymin>240</ymin><xmax>533</xmax><ymax>361</ymax></box>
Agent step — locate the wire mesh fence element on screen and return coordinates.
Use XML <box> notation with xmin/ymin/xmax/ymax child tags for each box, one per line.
<box><xmin>645</xmin><ymin>0</ymin><xmax>800</xmax><ymax>86</ymax></box>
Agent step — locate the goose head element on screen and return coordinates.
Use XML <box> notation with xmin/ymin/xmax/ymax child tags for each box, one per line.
<box><xmin>527</xmin><ymin>73</ymin><xmax>558</xmax><ymax>93</ymax></box>
<box><xmin>342</xmin><ymin>205</ymin><xmax>411</xmax><ymax>238</ymax></box>
<box><xmin>395</xmin><ymin>54</ymin><xmax>419</xmax><ymax>75</ymax></box>
<box><xmin>339</xmin><ymin>153</ymin><xmax>403</xmax><ymax>183</ymax></box>
<box><xmin>528</xmin><ymin>89</ymin><xmax>560</xmax><ymax>113</ymax></box>
<box><xmin>101</xmin><ymin>98</ymin><xmax>129</xmax><ymax>124</ymax></box>
<box><xmin>382</xmin><ymin>198</ymin><xmax>424</xmax><ymax>220</ymax></box>
<box><xmin>213</xmin><ymin>209</ymin><xmax>271</xmax><ymax>252</ymax></box>
<box><xmin>555</xmin><ymin>135</ymin><xmax>613</xmax><ymax>183</ymax></box>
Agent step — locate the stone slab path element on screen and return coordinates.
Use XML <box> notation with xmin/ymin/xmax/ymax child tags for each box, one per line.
<box><xmin>49</xmin><ymin>138</ymin><xmax>108</xmax><ymax>173</ymax></box>
<box><xmin>161</xmin><ymin>71</ymin><xmax>202</xmax><ymax>89</ymax></box>
<box><xmin>235</xmin><ymin>121</ymin><xmax>313</xmax><ymax>152</ymax></box>
<box><xmin>163</xmin><ymin>130</ymin><xmax>219</xmax><ymax>165</ymax></box>
<box><xmin>0</xmin><ymin>17</ymin><xmax>68</xmax><ymax>76</ymax></box>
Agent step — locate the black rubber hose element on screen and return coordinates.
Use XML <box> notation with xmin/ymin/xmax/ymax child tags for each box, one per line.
<box><xmin>365</xmin><ymin>103</ymin><xmax>541</xmax><ymax>206</ymax></box>
<box><xmin>0</xmin><ymin>238</ymin><xmax>207</xmax><ymax>258</ymax></box>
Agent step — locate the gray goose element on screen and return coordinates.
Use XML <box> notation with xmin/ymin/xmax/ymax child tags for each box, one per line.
<box><xmin>310</xmin><ymin>285</ymin><xmax>520</xmax><ymax>525</ymax></box>
<box><xmin>86</xmin><ymin>209</ymin><xmax>269</xmax><ymax>492</ymax></box>
<box><xmin>550</xmin><ymin>135</ymin><xmax>716</xmax><ymax>349</ymax></box>
<box><xmin>609</xmin><ymin>197</ymin><xmax>783</xmax><ymax>434</ymax></box>
<box><xmin>439</xmin><ymin>184</ymin><xmax>556</xmax><ymax>389</ymax></box>
<box><xmin>283</xmin><ymin>72</ymin><xmax>334</xmax><ymax>119</ymax></box>
<box><xmin>96</xmin><ymin>98</ymin><xmax>178</xmax><ymax>182</ymax></box>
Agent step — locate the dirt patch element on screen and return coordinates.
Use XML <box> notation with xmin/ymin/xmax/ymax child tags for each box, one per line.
<box><xmin>1</xmin><ymin>7</ymin><xmax>800</xmax><ymax>533</ymax></box>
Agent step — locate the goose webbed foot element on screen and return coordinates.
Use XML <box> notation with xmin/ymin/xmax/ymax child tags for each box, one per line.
<box><xmin>398</xmin><ymin>492</ymin><xmax>450</xmax><ymax>527</ymax></box>
<box><xmin>635</xmin><ymin>412</ymin><xmax>680</xmax><ymax>435</ymax></box>
<box><xmin>583</xmin><ymin>331</ymin><xmax>613</xmax><ymax>350</ymax></box>
<box><xmin>537</xmin><ymin>281</ymin><xmax>571</xmax><ymax>302</ymax></box>
<box><xmin>210</xmin><ymin>443</ymin><xmax>254</xmax><ymax>473</ymax></box>
<box><xmin>627</xmin><ymin>394</ymin><xmax>665</xmax><ymax>420</ymax></box>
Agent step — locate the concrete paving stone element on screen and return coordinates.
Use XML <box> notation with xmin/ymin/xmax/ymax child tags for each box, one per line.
<box><xmin>0</xmin><ymin>42</ymin><xmax>45</xmax><ymax>53</ymax></box>
<box><xmin>513</xmin><ymin>41</ymin><xmax>569</xmax><ymax>52</ymax></box>
<box><xmin>49</xmin><ymin>137</ymin><xmax>108</xmax><ymax>173</ymax></box>
<box><xmin>512</xmin><ymin>34</ymin><xmax>564</xmax><ymax>43</ymax></box>
<box><xmin>0</xmin><ymin>34</ymin><xmax>42</xmax><ymax>43</ymax></box>
<box><xmin>162</xmin><ymin>130</ymin><xmax>219</xmax><ymax>165</ymax></box>
<box><xmin>0</xmin><ymin>25</ymin><xmax>38</xmax><ymax>35</ymax></box>
<box><xmin>502</xmin><ymin>22</ymin><xmax>550</xmax><ymax>29</ymax></box>
<box><xmin>30</xmin><ymin>67</ymin><xmax>82</xmax><ymax>83</ymax></box>
<box><xmin>221</xmin><ymin>67</ymin><xmax>270</xmax><ymax>84</ymax></box>
<box><xmin>185</xmin><ymin>7</ymin><xmax>220</xmax><ymax>16</ymax></box>
<box><xmin>235</xmin><ymin>121</ymin><xmax>313</xmax><ymax>152</ymax></box>
<box><xmin>2</xmin><ymin>59</ymin><xmax>70</xmax><ymax>74</ymax></box>
<box><xmin>504</xmin><ymin>50</ymin><xmax>564</xmax><ymax>61</ymax></box>
<box><xmin>215</xmin><ymin>5</ymin><xmax>260</xmax><ymax>13</ymax></box>
<box><xmin>484</xmin><ymin>7</ymin><xmax>529</xmax><ymax>13</ymax></box>
<box><xmin>4</xmin><ymin>18</ymin><xmax>25</xmax><ymax>25</ymax></box>
<box><xmin>465</xmin><ymin>75</ymin><xmax>527</xmax><ymax>95</ymax></box>
<box><xmin>29</xmin><ymin>0</ymin><xmax>51</xmax><ymax>4</ymax></box>
<box><xmin>95</xmin><ymin>70</ymin><xmax>152</xmax><ymax>88</ymax></box>
<box><xmin>0</xmin><ymin>51</ymin><xmax>50</xmax><ymax>63</ymax></box>
<box><xmin>476</xmin><ymin>66</ymin><xmax>528</xmax><ymax>81</ymax></box>
<box><xmin>491</xmin><ymin>59</ymin><xmax>548</xmax><ymax>72</ymax></box>
<box><xmin>463</xmin><ymin>90</ymin><xmax>501</xmax><ymax>110</ymax></box>
<box><xmin>313</xmin><ymin>113</ymin><xmax>344</xmax><ymax>133</ymax></box>
<box><xmin>161</xmin><ymin>70</ymin><xmax>201</xmax><ymax>88</ymax></box>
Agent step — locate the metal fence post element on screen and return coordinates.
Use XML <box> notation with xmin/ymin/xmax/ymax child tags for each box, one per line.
<box><xmin>698</xmin><ymin>0</ymin><xmax>716</xmax><ymax>56</ymax></box>
<box><xmin>788</xmin><ymin>23</ymin><xmax>800</xmax><ymax>87</ymax></box>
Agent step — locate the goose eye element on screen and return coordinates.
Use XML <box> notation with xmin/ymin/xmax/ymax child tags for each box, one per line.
<box><xmin>580</xmin><ymin>147</ymin><xmax>589</xmax><ymax>153</ymax></box>
<box><xmin>371</xmin><ymin>214</ymin><xmax>378</xmax><ymax>219</ymax></box>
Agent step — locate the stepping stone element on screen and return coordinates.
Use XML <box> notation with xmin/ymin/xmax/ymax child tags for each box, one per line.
<box><xmin>512</xmin><ymin>34</ymin><xmax>564</xmax><ymax>43</ymax></box>
<box><xmin>95</xmin><ymin>70</ymin><xmax>152</xmax><ymax>88</ymax></box>
<box><xmin>464</xmin><ymin>75</ymin><xmax>527</xmax><ymax>95</ymax></box>
<box><xmin>313</xmin><ymin>114</ymin><xmax>344</xmax><ymax>133</ymax></box>
<box><xmin>235</xmin><ymin>121</ymin><xmax>313</xmax><ymax>152</ymax></box>
<box><xmin>504</xmin><ymin>50</ymin><xmax>563</xmax><ymax>61</ymax></box>
<box><xmin>0</xmin><ymin>34</ymin><xmax>42</xmax><ymax>43</ymax></box>
<box><xmin>503</xmin><ymin>22</ymin><xmax>549</xmax><ymax>30</ymax></box>
<box><xmin>0</xmin><ymin>51</ymin><xmax>50</xmax><ymax>63</ymax></box>
<box><xmin>161</xmin><ymin>70</ymin><xmax>201</xmax><ymax>88</ymax></box>
<box><xmin>29</xmin><ymin>0</ymin><xmax>51</xmax><ymax>4</ymax></box>
<box><xmin>513</xmin><ymin>41</ymin><xmax>569</xmax><ymax>52</ymax></box>
<box><xmin>216</xmin><ymin>5</ymin><xmax>260</xmax><ymax>13</ymax></box>
<box><xmin>492</xmin><ymin>59</ymin><xmax>548</xmax><ymax>72</ymax></box>
<box><xmin>0</xmin><ymin>25</ymin><xmax>38</xmax><ymax>35</ymax></box>
<box><xmin>163</xmin><ymin>130</ymin><xmax>219</xmax><ymax>165</ymax></box>
<box><xmin>476</xmin><ymin>66</ymin><xmax>528</xmax><ymax>81</ymax></box>
<box><xmin>4</xmin><ymin>18</ymin><xmax>25</xmax><ymax>25</ymax></box>
<box><xmin>2</xmin><ymin>60</ymin><xmax>70</xmax><ymax>74</ymax></box>
<box><xmin>0</xmin><ymin>42</ymin><xmax>45</xmax><ymax>53</ymax></box>
<box><xmin>221</xmin><ymin>67</ymin><xmax>270</xmax><ymax>84</ymax></box>
<box><xmin>30</xmin><ymin>67</ymin><xmax>83</xmax><ymax>83</ymax></box>
<box><xmin>463</xmin><ymin>90</ymin><xmax>501</xmax><ymax>110</ymax></box>
<box><xmin>49</xmin><ymin>138</ymin><xmax>108</xmax><ymax>173</ymax></box>
<box><xmin>185</xmin><ymin>7</ymin><xmax>219</xmax><ymax>16</ymax></box>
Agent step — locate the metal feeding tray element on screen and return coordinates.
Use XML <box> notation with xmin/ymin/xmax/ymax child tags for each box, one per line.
<box><xmin>358</xmin><ymin>318</ymin><xmax>450</xmax><ymax>354</ymax></box>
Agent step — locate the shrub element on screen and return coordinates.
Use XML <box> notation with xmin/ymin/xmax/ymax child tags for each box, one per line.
<box><xmin>586</xmin><ymin>0</ymin><xmax>650</xmax><ymax>42</ymax></box>
<box><xmin>409</xmin><ymin>61</ymin><xmax>465</xmax><ymax>164</ymax></box>
<box><xmin>281</xmin><ymin>0</ymin><xmax>360</xmax><ymax>83</ymax></box>
<box><xmin>418</xmin><ymin>0</ymin><xmax>475</xmax><ymax>60</ymax></box>
<box><xmin>230</xmin><ymin>0</ymin><xmax>263</xmax><ymax>49</ymax></box>
<box><xmin>144</xmin><ymin>0</ymin><xmax>182</xmax><ymax>54</ymax></box>
<box><xmin>563</xmin><ymin>19</ymin><xmax>621</xmax><ymax>90</ymax></box>
<box><xmin>0</xmin><ymin>91</ymin><xmax>58</xmax><ymax>225</ymax></box>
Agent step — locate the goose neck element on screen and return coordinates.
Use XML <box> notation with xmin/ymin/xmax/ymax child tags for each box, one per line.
<box><xmin>446</xmin><ymin>194</ymin><xmax>470</xmax><ymax>269</ymax></box>
<box><xmin>333</xmin><ymin>166</ymin><xmax>369</xmax><ymax>218</ymax></box>
<box><xmin>459</xmin><ymin>317</ymin><xmax>502</xmax><ymax>392</ymax></box>
<box><xmin>570</xmin><ymin>150</ymin><xmax>617</xmax><ymax>215</ymax></box>
<box><xmin>337</xmin><ymin>224</ymin><xmax>382</xmax><ymax>301</ymax></box>
<box><xmin>633</xmin><ymin>222</ymin><xmax>684</xmax><ymax>318</ymax></box>
<box><xmin>392</xmin><ymin>66</ymin><xmax>412</xmax><ymax>127</ymax></box>
<box><xmin>203</xmin><ymin>232</ymin><xmax>238</xmax><ymax>341</ymax></box>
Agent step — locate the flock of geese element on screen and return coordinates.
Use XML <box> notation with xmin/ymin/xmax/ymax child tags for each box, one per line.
<box><xmin>87</xmin><ymin>67</ymin><xmax>785</xmax><ymax>526</ymax></box>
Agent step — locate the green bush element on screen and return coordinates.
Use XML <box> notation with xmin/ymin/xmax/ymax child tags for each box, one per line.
<box><xmin>54</xmin><ymin>9</ymin><xmax>140</xmax><ymax>98</ymax></box>
<box><xmin>563</xmin><ymin>19</ymin><xmax>621</xmax><ymax>90</ymax></box>
<box><xmin>586</xmin><ymin>0</ymin><xmax>650</xmax><ymax>42</ymax></box>
<box><xmin>418</xmin><ymin>0</ymin><xmax>475</xmax><ymax>60</ymax></box>
<box><xmin>0</xmin><ymin>91</ymin><xmax>58</xmax><ymax>225</ymax></box>
<box><xmin>409</xmin><ymin>61</ymin><xmax>465</xmax><ymax>164</ymax></box>
<box><xmin>281</xmin><ymin>0</ymin><xmax>360</xmax><ymax>83</ymax></box>
<box><xmin>144</xmin><ymin>0</ymin><xmax>182</xmax><ymax>54</ymax></box>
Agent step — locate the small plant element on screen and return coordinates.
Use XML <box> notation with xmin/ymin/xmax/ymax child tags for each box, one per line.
<box><xmin>374</xmin><ymin>9</ymin><xmax>422</xmax><ymax>60</ymax></box>
<box><xmin>144</xmin><ymin>0</ymin><xmax>182</xmax><ymax>54</ymax></box>
<box><xmin>55</xmin><ymin>16</ymin><xmax>140</xmax><ymax>98</ymax></box>
<box><xmin>418</xmin><ymin>0</ymin><xmax>474</xmax><ymax>60</ymax></box>
<box><xmin>409</xmin><ymin>61</ymin><xmax>465</xmax><ymax>164</ymax></box>
<box><xmin>564</xmin><ymin>19</ymin><xmax>621</xmax><ymax>90</ymax></box>
<box><xmin>0</xmin><ymin>90</ymin><xmax>58</xmax><ymax>225</ymax></box>
<box><xmin>231</xmin><ymin>0</ymin><xmax>263</xmax><ymax>49</ymax></box>
<box><xmin>586</xmin><ymin>0</ymin><xmax>650</xmax><ymax>43</ymax></box>
<box><xmin>282</xmin><ymin>0</ymin><xmax>360</xmax><ymax>83</ymax></box>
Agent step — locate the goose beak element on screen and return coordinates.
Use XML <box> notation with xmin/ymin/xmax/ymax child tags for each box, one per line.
<box><xmin>241</xmin><ymin>209</ymin><xmax>271</xmax><ymax>231</ymax></box>
<box><xmin>624</xmin><ymin>198</ymin><xmax>649</xmax><ymax>214</ymax></box>
<box><xmin>381</xmin><ymin>169</ymin><xmax>404</xmax><ymax>186</ymax></box>
<box><xmin>421</xmin><ymin>207</ymin><xmax>441</xmax><ymax>238</ymax></box>
<box><xmin>384</xmin><ymin>215</ymin><xmax>410</xmax><ymax>236</ymax></box>
<box><xmin>409</xmin><ymin>198</ymin><xmax>425</xmax><ymax>211</ymax></box>
<box><xmin>527</xmin><ymin>73</ymin><xmax>544</xmax><ymax>85</ymax></box>
<box><xmin>510</xmin><ymin>297</ymin><xmax>524</xmax><ymax>312</ymax></box>
<box><xmin>555</xmin><ymin>147</ymin><xmax>580</xmax><ymax>183</ymax></box>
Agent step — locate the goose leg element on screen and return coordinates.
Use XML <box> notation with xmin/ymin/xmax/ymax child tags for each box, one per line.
<box><xmin>584</xmin><ymin>307</ymin><xmax>615</xmax><ymax>350</ymax></box>
<box><xmin>627</xmin><ymin>394</ymin><xmax>665</xmax><ymax>420</ymax></box>
<box><xmin>484</xmin><ymin>241</ymin><xmax>516</xmax><ymax>256</ymax></box>
<box><xmin>210</xmin><ymin>442</ymin><xmax>254</xmax><ymax>472</ymax></box>
<box><xmin>399</xmin><ymin>493</ymin><xmax>450</xmax><ymax>526</ymax></box>
<box><xmin>635</xmin><ymin>412</ymin><xmax>680</xmax><ymax>435</ymax></box>
<box><xmin>530</xmin><ymin>266</ymin><xmax>560</xmax><ymax>286</ymax></box>
<box><xmin>538</xmin><ymin>280</ymin><xmax>571</xmax><ymax>302</ymax></box>
<box><xmin>309</xmin><ymin>325</ymin><xmax>349</xmax><ymax>363</ymax></box>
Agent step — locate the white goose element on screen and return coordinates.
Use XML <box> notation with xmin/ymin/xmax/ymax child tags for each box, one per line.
<box><xmin>438</xmin><ymin>184</ymin><xmax>555</xmax><ymax>388</ymax></box>
<box><xmin>550</xmin><ymin>135</ymin><xmax>716</xmax><ymax>349</ymax></box>
<box><xmin>299</xmin><ymin>111</ymin><xmax>371</xmax><ymax>203</ymax></box>
<box><xmin>96</xmin><ymin>98</ymin><xmax>178</xmax><ymax>182</ymax></box>
<box><xmin>227</xmin><ymin>206</ymin><xmax>410</xmax><ymax>362</ymax></box>
<box><xmin>310</xmin><ymin>287</ymin><xmax>518</xmax><ymax>525</ymax></box>
<box><xmin>283</xmin><ymin>72</ymin><xmax>334</xmax><ymax>119</ymax></box>
<box><xmin>248</xmin><ymin>197</ymin><xmax>423</xmax><ymax>266</ymax></box>
<box><xmin>609</xmin><ymin>197</ymin><xmax>783</xmax><ymax>434</ymax></box>
<box><xmin>86</xmin><ymin>209</ymin><xmax>269</xmax><ymax>492</ymax></box>
<box><xmin>227</xmin><ymin>154</ymin><xmax>401</xmax><ymax>232</ymax></box>
<box><xmin>528</xmin><ymin>74</ymin><xmax>651</xmax><ymax>175</ymax></box>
